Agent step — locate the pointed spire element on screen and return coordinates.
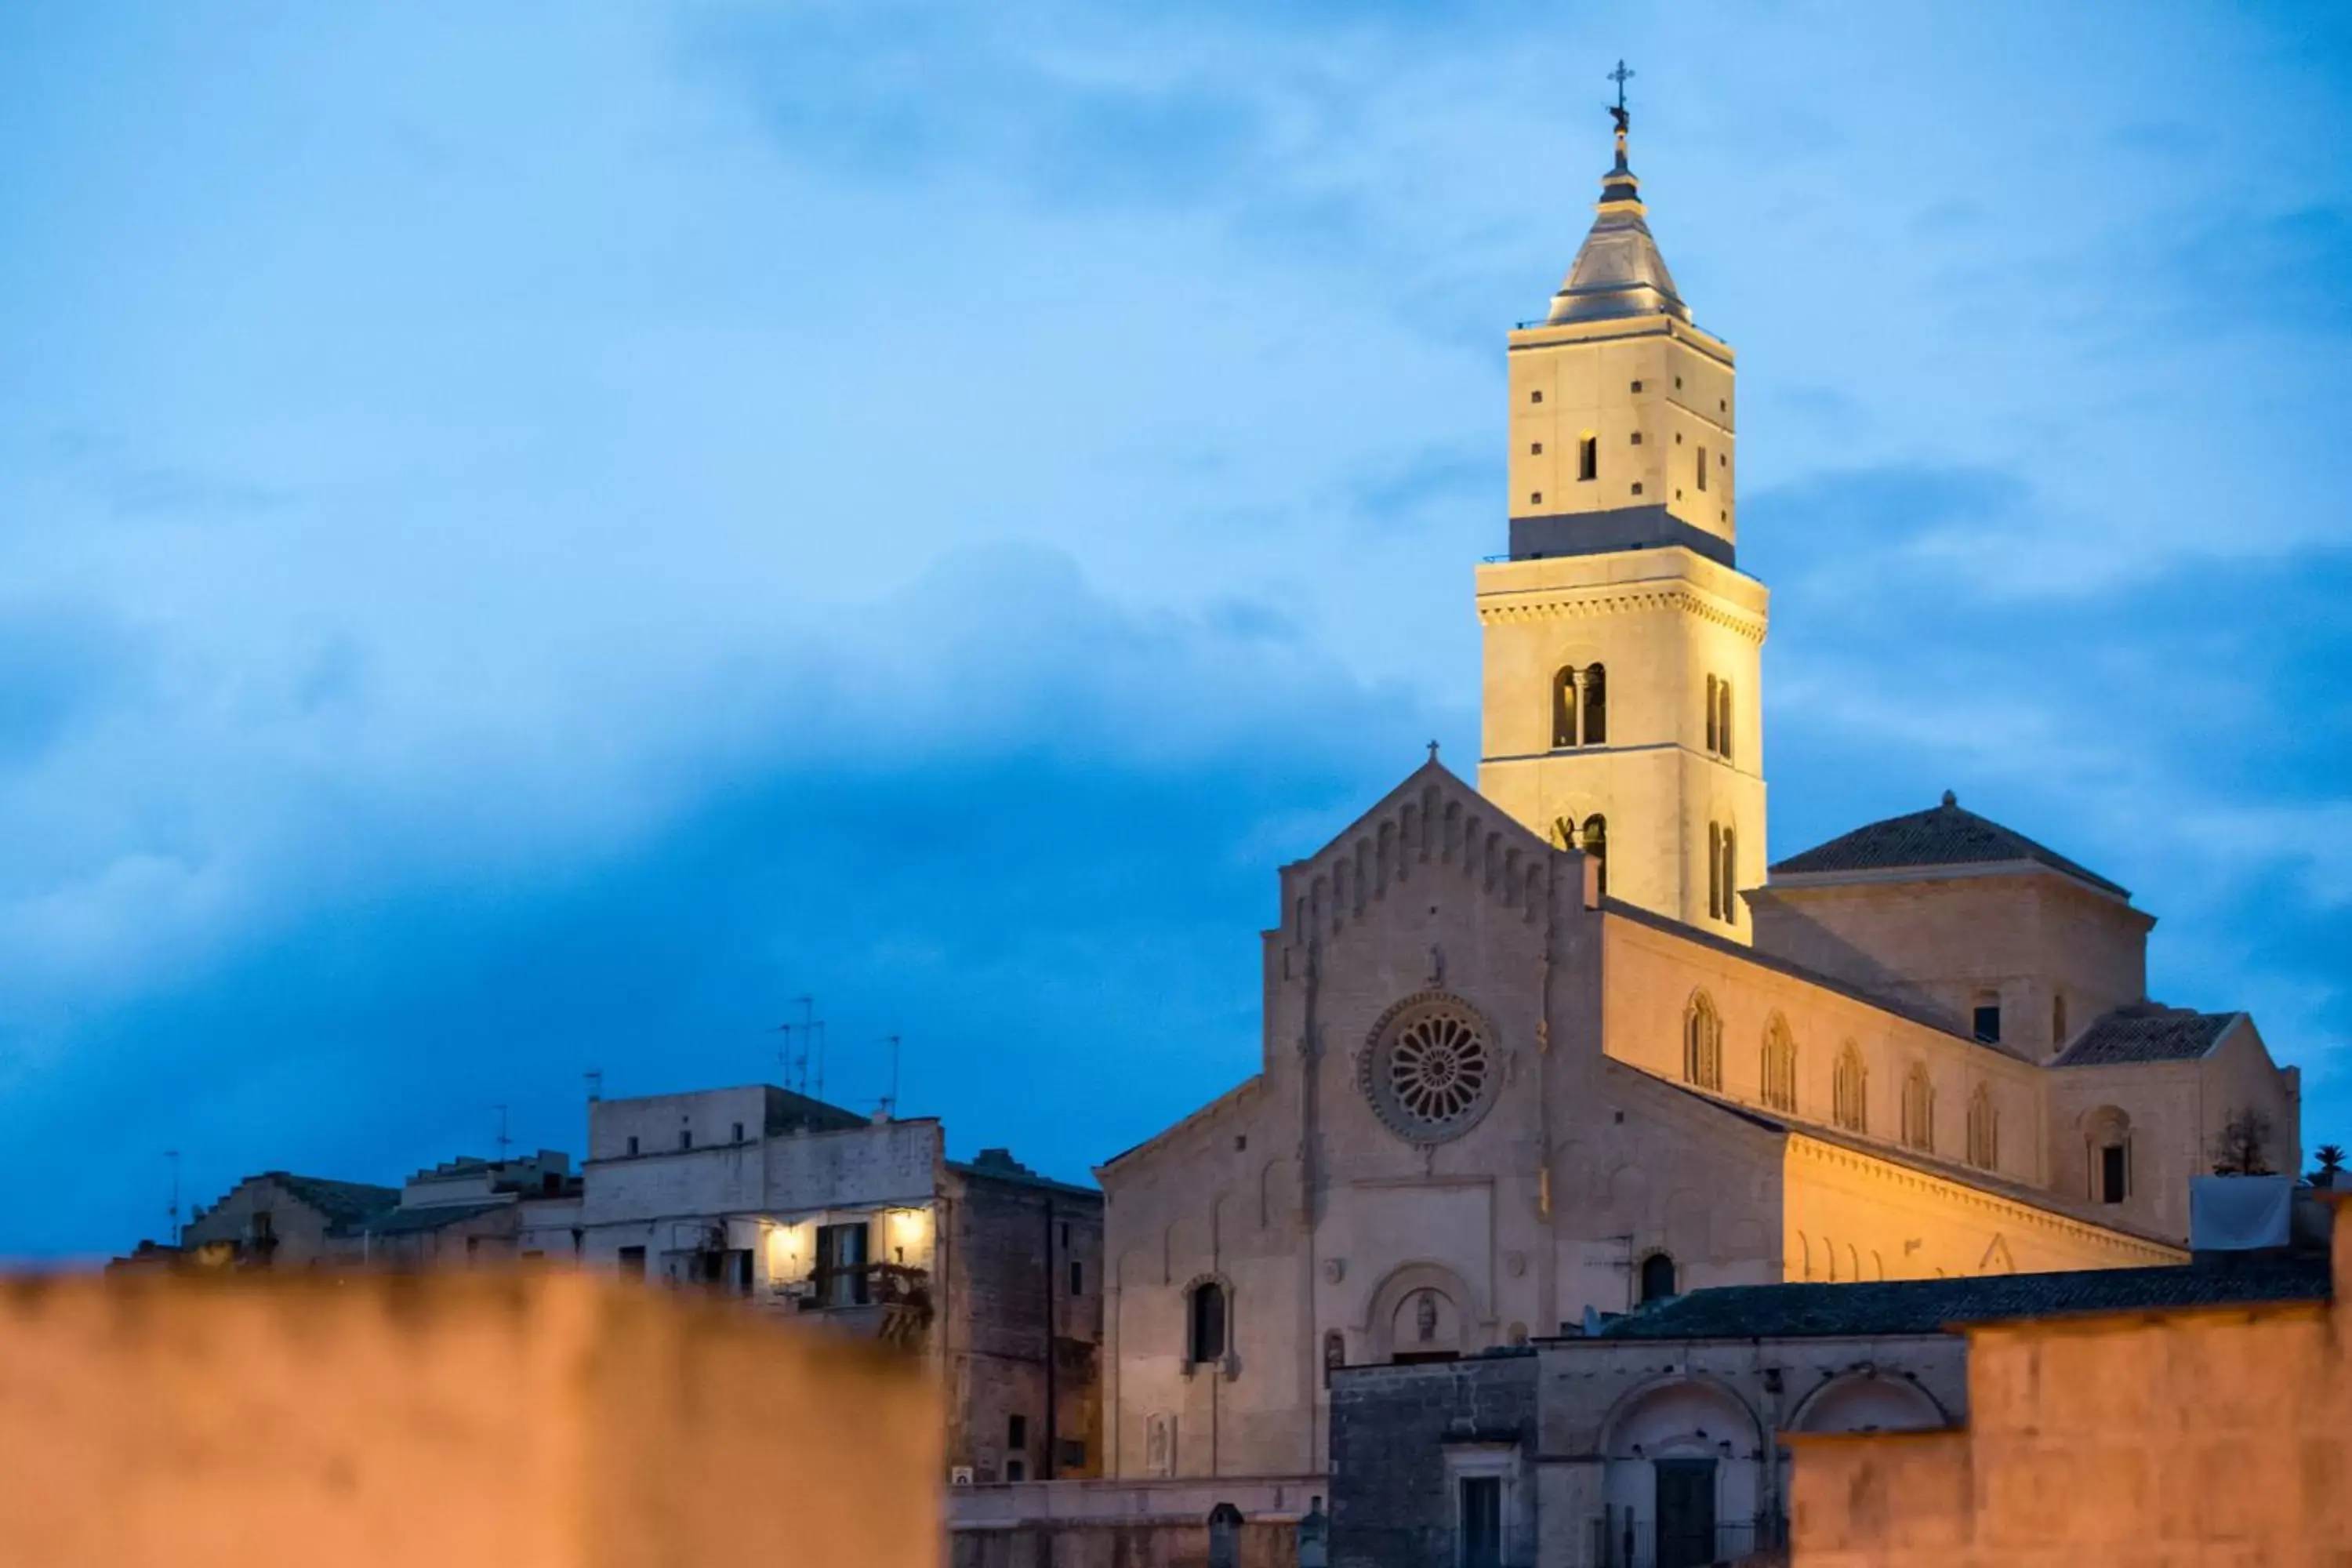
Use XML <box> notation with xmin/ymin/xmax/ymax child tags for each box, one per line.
<box><xmin>1544</xmin><ymin>65</ymin><xmax>1689</xmax><ymax>327</ymax></box>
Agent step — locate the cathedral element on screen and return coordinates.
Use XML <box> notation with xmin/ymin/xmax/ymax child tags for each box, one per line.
<box><xmin>1093</xmin><ymin>113</ymin><xmax>2301</xmax><ymax>1483</ymax></box>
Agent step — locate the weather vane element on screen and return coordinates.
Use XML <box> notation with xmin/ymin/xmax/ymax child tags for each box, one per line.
<box><xmin>1606</xmin><ymin>59</ymin><xmax>1634</xmax><ymax>136</ymax></box>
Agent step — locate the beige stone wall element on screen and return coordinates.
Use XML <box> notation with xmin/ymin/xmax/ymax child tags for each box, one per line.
<box><xmin>1504</xmin><ymin>316</ymin><xmax>1737</xmax><ymax>546</ymax></box>
<box><xmin>1750</xmin><ymin>870</ymin><xmax>2151</xmax><ymax>1053</ymax></box>
<box><xmin>2046</xmin><ymin>1020</ymin><xmax>2301</xmax><ymax>1244</ymax></box>
<box><xmin>1782</xmin><ymin>1138</ymin><xmax>2180</xmax><ymax>1284</ymax></box>
<box><xmin>1602</xmin><ymin>914</ymin><xmax>2052</xmax><ymax>1190</ymax></box>
<box><xmin>1789</xmin><ymin>1201</ymin><xmax>2352</xmax><ymax>1566</ymax></box>
<box><xmin>1477</xmin><ymin>548</ymin><xmax>1768</xmax><ymax>934</ymax></box>
<box><xmin>0</xmin><ymin>1269</ymin><xmax>940</xmax><ymax>1568</ymax></box>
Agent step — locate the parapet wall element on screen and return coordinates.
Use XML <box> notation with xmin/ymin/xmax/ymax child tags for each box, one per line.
<box><xmin>0</xmin><ymin>1269</ymin><xmax>941</xmax><ymax>1568</ymax></box>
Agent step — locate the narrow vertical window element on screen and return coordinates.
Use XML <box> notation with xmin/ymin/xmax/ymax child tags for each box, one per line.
<box><xmin>1720</xmin><ymin>826</ymin><xmax>1737</xmax><ymax>924</ymax></box>
<box><xmin>1834</xmin><ymin>1044</ymin><xmax>1867</xmax><ymax>1133</ymax></box>
<box><xmin>1683</xmin><ymin>993</ymin><xmax>1722</xmax><ymax>1091</ymax></box>
<box><xmin>2100</xmin><ymin>1143</ymin><xmax>2129</xmax><ymax>1203</ymax></box>
<box><xmin>1973</xmin><ymin>1000</ymin><xmax>2002</xmax><ymax>1044</ymax></box>
<box><xmin>1696</xmin><ymin>445</ymin><xmax>1708</xmax><ymax>492</ymax></box>
<box><xmin>1903</xmin><ymin>1066</ymin><xmax>1936</xmax><ymax>1153</ymax></box>
<box><xmin>1712</xmin><ymin>822</ymin><xmax>1731</xmax><ymax>921</ymax></box>
<box><xmin>1578</xmin><ymin>434</ymin><xmax>1599</xmax><ymax>481</ymax></box>
<box><xmin>1580</xmin><ymin>815</ymin><xmax>1607</xmax><ymax>898</ymax></box>
<box><xmin>1551</xmin><ymin>667</ymin><xmax>1579</xmax><ymax>749</ymax></box>
<box><xmin>1717</xmin><ymin>680</ymin><xmax>1733</xmax><ymax>763</ymax></box>
<box><xmin>1968</xmin><ymin>1085</ymin><xmax>1999</xmax><ymax>1170</ymax></box>
<box><xmin>1761</xmin><ymin>1017</ymin><xmax>1797</xmax><ymax>1113</ymax></box>
<box><xmin>1581</xmin><ymin>664</ymin><xmax>1606</xmax><ymax>745</ymax></box>
<box><xmin>1639</xmin><ymin>1252</ymin><xmax>1678</xmax><ymax>1303</ymax></box>
<box><xmin>1704</xmin><ymin>675</ymin><xmax>1719</xmax><ymax>753</ymax></box>
<box><xmin>1189</xmin><ymin>1280</ymin><xmax>1228</xmax><ymax>1363</ymax></box>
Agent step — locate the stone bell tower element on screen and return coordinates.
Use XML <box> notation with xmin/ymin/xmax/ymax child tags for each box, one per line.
<box><xmin>1475</xmin><ymin>81</ymin><xmax>1769</xmax><ymax>939</ymax></box>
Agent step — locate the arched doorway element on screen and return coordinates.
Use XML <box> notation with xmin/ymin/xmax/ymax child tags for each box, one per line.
<box><xmin>1599</xmin><ymin>1376</ymin><xmax>1766</xmax><ymax>1568</ymax></box>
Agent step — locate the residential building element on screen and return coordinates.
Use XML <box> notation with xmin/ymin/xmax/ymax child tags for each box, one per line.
<box><xmin>539</xmin><ymin>1083</ymin><xmax>1107</xmax><ymax>1483</ymax></box>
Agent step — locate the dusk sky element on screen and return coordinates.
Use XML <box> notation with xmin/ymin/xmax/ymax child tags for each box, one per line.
<box><xmin>3</xmin><ymin>2</ymin><xmax>2348</xmax><ymax>1257</ymax></box>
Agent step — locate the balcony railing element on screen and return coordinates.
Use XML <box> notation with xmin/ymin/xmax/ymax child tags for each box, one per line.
<box><xmin>800</xmin><ymin>1262</ymin><xmax>931</xmax><ymax>1316</ymax></box>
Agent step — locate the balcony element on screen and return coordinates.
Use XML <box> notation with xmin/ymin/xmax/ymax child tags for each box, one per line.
<box><xmin>793</xmin><ymin>1262</ymin><xmax>933</xmax><ymax>1347</ymax></box>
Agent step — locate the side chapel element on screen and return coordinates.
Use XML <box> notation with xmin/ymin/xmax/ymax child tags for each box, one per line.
<box><xmin>1094</xmin><ymin>108</ymin><xmax>2301</xmax><ymax>1483</ymax></box>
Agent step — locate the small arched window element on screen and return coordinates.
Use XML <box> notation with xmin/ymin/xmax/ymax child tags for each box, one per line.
<box><xmin>1639</xmin><ymin>1251</ymin><xmax>1678</xmax><ymax>1304</ymax></box>
<box><xmin>1683</xmin><ymin>992</ymin><xmax>1722</xmax><ymax>1091</ymax></box>
<box><xmin>1902</xmin><ymin>1065</ymin><xmax>1936</xmax><ymax>1153</ymax></box>
<box><xmin>1581</xmin><ymin>664</ymin><xmax>1606</xmax><ymax>746</ymax></box>
<box><xmin>1705</xmin><ymin>674</ymin><xmax>1719</xmax><ymax>753</ymax></box>
<box><xmin>1761</xmin><ymin>1015</ymin><xmax>1797</xmax><ymax>1113</ymax></box>
<box><xmin>1834</xmin><ymin>1044</ymin><xmax>1868</xmax><ymax>1133</ymax></box>
<box><xmin>1967</xmin><ymin>1084</ymin><xmax>1999</xmax><ymax>1171</ymax></box>
<box><xmin>1580</xmin><ymin>815</ymin><xmax>1607</xmax><ymax>898</ymax></box>
<box><xmin>2087</xmin><ymin>1107</ymin><xmax>2132</xmax><ymax>1204</ymax></box>
<box><xmin>1578</xmin><ymin>434</ymin><xmax>1599</xmax><ymax>481</ymax></box>
<box><xmin>1715</xmin><ymin>678</ymin><xmax>1733</xmax><ymax>763</ymax></box>
<box><xmin>1188</xmin><ymin>1281</ymin><xmax>1228</xmax><ymax>1365</ymax></box>
<box><xmin>1552</xmin><ymin>667</ymin><xmax>1580</xmax><ymax>750</ymax></box>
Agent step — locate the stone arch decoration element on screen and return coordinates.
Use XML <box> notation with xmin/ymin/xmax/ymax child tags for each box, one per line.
<box><xmin>1358</xmin><ymin>991</ymin><xmax>1501</xmax><ymax>1144</ymax></box>
<box><xmin>1599</xmin><ymin>1372</ymin><xmax>1768</xmax><ymax>1459</ymax></box>
<box><xmin>1791</xmin><ymin>1370</ymin><xmax>1948</xmax><ymax>1436</ymax></box>
<box><xmin>1359</xmin><ymin>1260</ymin><xmax>1484</xmax><ymax>1363</ymax></box>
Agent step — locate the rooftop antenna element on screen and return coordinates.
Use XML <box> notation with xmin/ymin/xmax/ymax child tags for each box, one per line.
<box><xmin>492</xmin><ymin>1103</ymin><xmax>513</xmax><ymax>1162</ymax></box>
<box><xmin>880</xmin><ymin>1034</ymin><xmax>902</xmax><ymax>1118</ymax></box>
<box><xmin>813</xmin><ymin>1016</ymin><xmax>828</xmax><ymax>1102</ymax></box>
<box><xmin>779</xmin><ymin>995</ymin><xmax>817</xmax><ymax>1094</ymax></box>
<box><xmin>585</xmin><ymin>1068</ymin><xmax>604</xmax><ymax>1103</ymax></box>
<box><xmin>165</xmin><ymin>1149</ymin><xmax>182</xmax><ymax>1247</ymax></box>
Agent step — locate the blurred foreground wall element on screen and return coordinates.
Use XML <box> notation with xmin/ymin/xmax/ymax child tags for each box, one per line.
<box><xmin>0</xmin><ymin>1269</ymin><xmax>941</xmax><ymax>1568</ymax></box>
<box><xmin>1791</xmin><ymin>1196</ymin><xmax>2352</xmax><ymax>1566</ymax></box>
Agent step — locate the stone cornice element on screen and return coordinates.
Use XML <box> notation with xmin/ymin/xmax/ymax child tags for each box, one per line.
<box><xmin>1787</xmin><ymin>1133</ymin><xmax>2183</xmax><ymax>1264</ymax></box>
<box><xmin>1476</xmin><ymin>583</ymin><xmax>1767</xmax><ymax>643</ymax></box>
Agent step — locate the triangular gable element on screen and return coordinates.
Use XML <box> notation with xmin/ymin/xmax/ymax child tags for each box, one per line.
<box><xmin>1275</xmin><ymin>758</ymin><xmax>1574</xmax><ymax>946</ymax></box>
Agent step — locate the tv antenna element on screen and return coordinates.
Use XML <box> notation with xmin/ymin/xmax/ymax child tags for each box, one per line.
<box><xmin>165</xmin><ymin>1149</ymin><xmax>182</xmax><ymax>1247</ymax></box>
<box><xmin>778</xmin><ymin>995</ymin><xmax>821</xmax><ymax>1095</ymax></box>
<box><xmin>585</xmin><ymin>1068</ymin><xmax>604</xmax><ymax>1103</ymax></box>
<box><xmin>492</xmin><ymin>1103</ymin><xmax>512</xmax><ymax>1162</ymax></box>
<box><xmin>880</xmin><ymin>1034</ymin><xmax>902</xmax><ymax>1118</ymax></box>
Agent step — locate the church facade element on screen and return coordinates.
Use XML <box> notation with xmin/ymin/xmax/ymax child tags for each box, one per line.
<box><xmin>1094</xmin><ymin>117</ymin><xmax>2299</xmax><ymax>1484</ymax></box>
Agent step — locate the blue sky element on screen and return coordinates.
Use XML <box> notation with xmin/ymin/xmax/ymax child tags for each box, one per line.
<box><xmin>2</xmin><ymin>2</ymin><xmax>2347</xmax><ymax>1257</ymax></box>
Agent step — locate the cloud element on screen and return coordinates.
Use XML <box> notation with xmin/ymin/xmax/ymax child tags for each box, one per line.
<box><xmin>0</xmin><ymin>543</ymin><xmax>1454</xmax><ymax>1258</ymax></box>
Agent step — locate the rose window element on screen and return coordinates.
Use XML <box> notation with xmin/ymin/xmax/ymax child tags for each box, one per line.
<box><xmin>1360</xmin><ymin>993</ymin><xmax>1501</xmax><ymax>1142</ymax></box>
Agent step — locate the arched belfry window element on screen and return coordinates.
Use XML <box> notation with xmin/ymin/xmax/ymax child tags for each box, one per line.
<box><xmin>1581</xmin><ymin>664</ymin><xmax>1606</xmax><ymax>746</ymax></box>
<box><xmin>1715</xmin><ymin>678</ymin><xmax>1733</xmax><ymax>763</ymax></box>
<box><xmin>1187</xmin><ymin>1280</ymin><xmax>1228</xmax><ymax>1365</ymax></box>
<box><xmin>1705</xmin><ymin>675</ymin><xmax>1720</xmax><ymax>753</ymax></box>
<box><xmin>1639</xmin><ymin>1251</ymin><xmax>1678</xmax><ymax>1305</ymax></box>
<box><xmin>1761</xmin><ymin>1016</ymin><xmax>1797</xmax><ymax>1113</ymax></box>
<box><xmin>1580</xmin><ymin>815</ymin><xmax>1607</xmax><ymax>898</ymax></box>
<box><xmin>1683</xmin><ymin>992</ymin><xmax>1722</xmax><ymax>1091</ymax></box>
<box><xmin>1902</xmin><ymin>1065</ymin><xmax>1936</xmax><ymax>1154</ymax></box>
<box><xmin>1719</xmin><ymin>825</ymin><xmax>1737</xmax><ymax>925</ymax></box>
<box><xmin>1552</xmin><ymin>667</ymin><xmax>1579</xmax><ymax>750</ymax></box>
<box><xmin>1967</xmin><ymin>1084</ymin><xmax>1999</xmax><ymax>1171</ymax></box>
<box><xmin>1834</xmin><ymin>1044</ymin><xmax>1867</xmax><ymax>1133</ymax></box>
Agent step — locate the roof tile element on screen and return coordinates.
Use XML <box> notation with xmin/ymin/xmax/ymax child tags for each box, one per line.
<box><xmin>1770</xmin><ymin>793</ymin><xmax>2127</xmax><ymax>898</ymax></box>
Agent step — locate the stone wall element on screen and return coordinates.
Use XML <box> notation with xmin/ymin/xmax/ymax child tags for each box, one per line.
<box><xmin>1789</xmin><ymin>1199</ymin><xmax>2352</xmax><ymax>1566</ymax></box>
<box><xmin>1328</xmin><ymin>1352</ymin><xmax>1538</xmax><ymax>1568</ymax></box>
<box><xmin>0</xmin><ymin>1268</ymin><xmax>939</xmax><ymax>1568</ymax></box>
<box><xmin>946</xmin><ymin>1170</ymin><xmax>1105</xmax><ymax>1483</ymax></box>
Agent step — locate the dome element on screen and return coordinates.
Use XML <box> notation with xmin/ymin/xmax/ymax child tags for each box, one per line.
<box><xmin>1544</xmin><ymin>133</ymin><xmax>1688</xmax><ymax>326</ymax></box>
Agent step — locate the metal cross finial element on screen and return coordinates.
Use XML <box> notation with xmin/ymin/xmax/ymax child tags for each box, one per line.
<box><xmin>1607</xmin><ymin>59</ymin><xmax>1634</xmax><ymax>135</ymax></box>
<box><xmin>1426</xmin><ymin>739</ymin><xmax>1441</xmax><ymax>764</ymax></box>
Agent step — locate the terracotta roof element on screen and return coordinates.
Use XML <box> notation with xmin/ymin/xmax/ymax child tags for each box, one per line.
<box><xmin>1770</xmin><ymin>792</ymin><xmax>2128</xmax><ymax>898</ymax></box>
<box><xmin>1591</xmin><ymin>1258</ymin><xmax>2328</xmax><ymax>1341</ymax></box>
<box><xmin>2055</xmin><ymin>1004</ymin><xmax>2239</xmax><ymax>1067</ymax></box>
